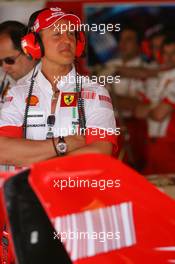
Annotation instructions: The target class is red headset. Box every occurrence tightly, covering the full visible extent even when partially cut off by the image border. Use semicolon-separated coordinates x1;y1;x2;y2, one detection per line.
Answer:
75;31;86;58
21;11;86;59
141;39;164;64
21;32;42;60
21;31;85;60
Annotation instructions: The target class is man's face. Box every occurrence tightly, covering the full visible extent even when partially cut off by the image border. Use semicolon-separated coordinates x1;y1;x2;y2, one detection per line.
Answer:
41;19;76;66
0;34;34;81
163;43;175;66
118;30;139;61
150;35;165;61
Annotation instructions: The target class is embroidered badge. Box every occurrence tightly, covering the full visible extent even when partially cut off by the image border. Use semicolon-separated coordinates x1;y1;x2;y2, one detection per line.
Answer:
61;93;77;107
25;95;39;106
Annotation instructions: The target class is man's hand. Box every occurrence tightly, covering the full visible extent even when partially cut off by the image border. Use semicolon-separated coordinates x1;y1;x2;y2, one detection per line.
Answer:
149;102;173;122
0;132;113;167
65;134;86;152
114;66;159;79
114;95;140;112
68;141;113;156
0;137;55;167
134;103;151;119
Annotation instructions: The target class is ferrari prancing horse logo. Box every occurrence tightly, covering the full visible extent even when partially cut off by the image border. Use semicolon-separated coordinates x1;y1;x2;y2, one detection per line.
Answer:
64;95;75;105
61;93;77;107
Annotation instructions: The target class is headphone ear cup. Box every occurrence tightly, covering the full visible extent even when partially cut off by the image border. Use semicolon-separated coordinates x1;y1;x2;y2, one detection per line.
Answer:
75;31;86;58
35;33;44;58
141;40;152;60
156;50;164;64
21;32;43;59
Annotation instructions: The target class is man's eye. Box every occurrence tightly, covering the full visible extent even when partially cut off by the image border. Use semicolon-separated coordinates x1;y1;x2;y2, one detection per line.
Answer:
53;32;61;36
68;30;75;36
68;30;75;35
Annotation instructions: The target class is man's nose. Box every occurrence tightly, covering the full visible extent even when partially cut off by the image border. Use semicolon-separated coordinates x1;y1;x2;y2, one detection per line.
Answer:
2;62;12;72
61;32;71;43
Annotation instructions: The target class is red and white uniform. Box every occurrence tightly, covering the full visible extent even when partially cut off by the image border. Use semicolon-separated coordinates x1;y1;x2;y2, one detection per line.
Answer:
0;63;41;109
101;57;147;167
102;56;145;97
0;72;14;111
0;63;41;171
0;66;117;154
142;68;175;138
140;68;175;174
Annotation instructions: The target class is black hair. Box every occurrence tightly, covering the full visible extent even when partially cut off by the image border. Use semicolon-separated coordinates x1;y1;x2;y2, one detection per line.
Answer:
162;34;175;47
0;20;27;51
119;25;142;45
149;31;165;44
27;8;48;31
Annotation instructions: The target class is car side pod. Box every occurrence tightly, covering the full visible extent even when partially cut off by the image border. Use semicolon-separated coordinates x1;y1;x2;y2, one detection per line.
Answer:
2;169;72;264
2;153;175;264
28;153;175;264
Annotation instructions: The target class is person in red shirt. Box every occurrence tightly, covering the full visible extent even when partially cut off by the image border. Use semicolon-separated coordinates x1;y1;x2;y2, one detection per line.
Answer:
135;35;175;174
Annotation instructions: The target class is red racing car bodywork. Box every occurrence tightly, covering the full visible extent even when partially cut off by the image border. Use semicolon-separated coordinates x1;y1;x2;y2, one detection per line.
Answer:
0;154;175;263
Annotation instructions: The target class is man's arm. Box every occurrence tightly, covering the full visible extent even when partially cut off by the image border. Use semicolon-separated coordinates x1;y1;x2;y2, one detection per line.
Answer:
112;65;175;79
149;102;174;121
134;102;173;121
68;141;113;156
114;95;140;112
0;137;55;167
0;133;114;167
134;103;151;119
115;66;159;79
0;135;86;167
0;80;117;167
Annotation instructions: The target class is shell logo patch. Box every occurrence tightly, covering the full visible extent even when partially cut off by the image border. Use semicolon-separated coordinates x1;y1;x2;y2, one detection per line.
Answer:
25;95;39;106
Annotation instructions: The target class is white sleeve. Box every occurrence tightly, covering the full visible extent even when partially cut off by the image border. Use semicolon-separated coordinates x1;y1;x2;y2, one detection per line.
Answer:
85;84;116;131
0;87;24;130
162;80;175;108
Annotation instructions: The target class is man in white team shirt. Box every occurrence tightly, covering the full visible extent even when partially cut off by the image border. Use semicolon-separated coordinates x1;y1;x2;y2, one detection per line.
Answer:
99;26;147;170
0;7;117;168
99;26;145;114
0;21;40;105
0;21;40;171
135;35;175;174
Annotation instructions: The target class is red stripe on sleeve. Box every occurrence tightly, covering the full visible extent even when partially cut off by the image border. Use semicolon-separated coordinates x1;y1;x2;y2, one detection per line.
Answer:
163;98;175;109
0;126;23;138
137;91;150;104
85;128;118;155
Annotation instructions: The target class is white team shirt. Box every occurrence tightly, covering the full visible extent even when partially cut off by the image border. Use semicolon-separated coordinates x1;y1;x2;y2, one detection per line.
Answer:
0;63;41;109
142;67;175;138
100;56;145;97
0;63;41;171
0;66;117;145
